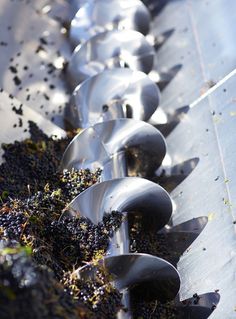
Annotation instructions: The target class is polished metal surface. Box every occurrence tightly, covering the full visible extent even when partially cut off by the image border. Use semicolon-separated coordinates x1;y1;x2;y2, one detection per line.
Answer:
78;253;180;302
70;0;150;46
0;90;66;162
0;0;70;129
177;292;220;319
67;29;155;87
61;119;166;177
66;68;160;128
166;70;236;318
66;177;172;230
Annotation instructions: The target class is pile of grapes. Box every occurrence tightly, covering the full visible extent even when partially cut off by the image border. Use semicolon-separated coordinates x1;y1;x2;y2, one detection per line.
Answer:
0;122;123;318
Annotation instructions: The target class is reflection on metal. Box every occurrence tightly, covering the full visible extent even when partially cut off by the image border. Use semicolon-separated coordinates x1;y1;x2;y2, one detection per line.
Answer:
167;70;236;318
78;254;180;302
66;177;172;229
60;118;166;178
70;0;150;46
67;29;155;87
66;68;160;128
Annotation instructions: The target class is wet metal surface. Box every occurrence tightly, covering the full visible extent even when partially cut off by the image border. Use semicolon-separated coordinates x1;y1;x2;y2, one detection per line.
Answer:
0;0;232;317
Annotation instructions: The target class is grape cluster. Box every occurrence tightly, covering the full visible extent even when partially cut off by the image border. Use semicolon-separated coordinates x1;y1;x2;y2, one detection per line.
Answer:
129;215;172;262
0;241;94;319
7;167;102;218
0;198;123;277
63;268;123;319
43;211;123;273
0;209;27;240
61;168;102;199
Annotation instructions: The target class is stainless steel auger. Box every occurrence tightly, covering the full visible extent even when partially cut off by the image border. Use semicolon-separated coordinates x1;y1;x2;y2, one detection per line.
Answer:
67;29;155;87
70;0;151;45
62;131;180;318
65;68;160;128
61;118;166;178
59;0;220;318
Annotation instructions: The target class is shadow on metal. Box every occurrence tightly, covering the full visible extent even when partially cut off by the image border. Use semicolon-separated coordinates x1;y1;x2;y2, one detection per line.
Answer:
176;292;220;319
159;217;208;265
153;105;190;137
153;157;199;193
157;64;183;91
129;215;207;266
154;28;175;51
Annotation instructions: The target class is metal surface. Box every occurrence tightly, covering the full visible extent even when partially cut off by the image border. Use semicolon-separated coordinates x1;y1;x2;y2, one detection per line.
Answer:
67;29;155;87
78;253;180;302
61;119;166;178
66;68;160;128
70;0;150;46
149;0;236;120
165;216;208;233
177;292;220;319
166;70;236;318
159;217;208;266
0;0;70;128
0;90;66;162
66;177;172;230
